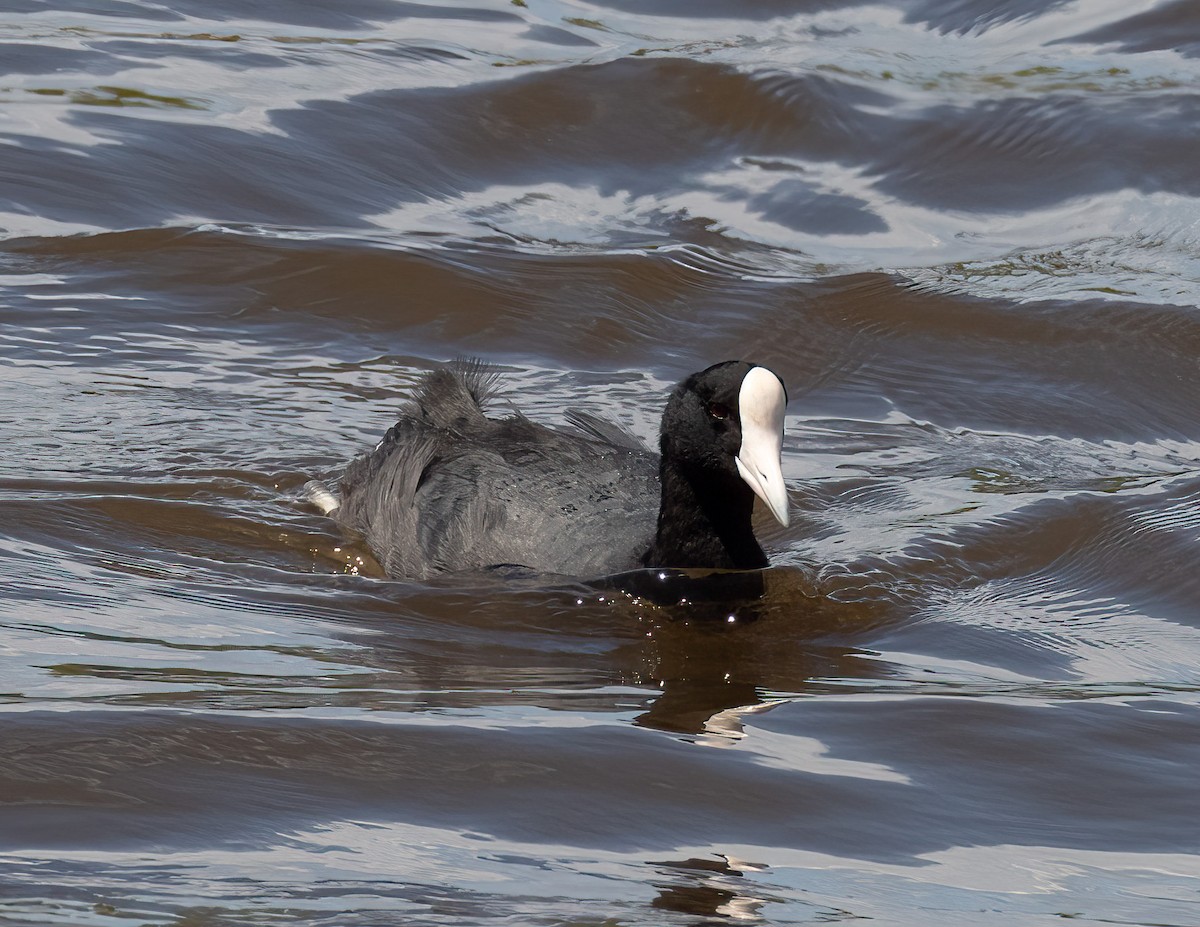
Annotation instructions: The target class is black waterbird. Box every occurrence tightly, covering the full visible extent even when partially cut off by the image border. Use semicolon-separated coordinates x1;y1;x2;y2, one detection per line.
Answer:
308;360;789;580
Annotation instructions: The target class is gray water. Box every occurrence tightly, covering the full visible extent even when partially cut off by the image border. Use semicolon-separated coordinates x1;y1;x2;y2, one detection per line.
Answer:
2;1;1200;925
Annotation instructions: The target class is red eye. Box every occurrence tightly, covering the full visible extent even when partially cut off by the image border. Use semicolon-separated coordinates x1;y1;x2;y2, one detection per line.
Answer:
708;402;730;420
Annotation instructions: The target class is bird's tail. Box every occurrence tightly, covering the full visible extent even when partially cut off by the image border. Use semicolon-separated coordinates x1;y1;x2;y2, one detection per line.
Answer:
303;480;340;515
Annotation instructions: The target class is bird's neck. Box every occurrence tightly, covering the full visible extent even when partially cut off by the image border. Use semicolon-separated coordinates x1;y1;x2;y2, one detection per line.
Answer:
644;458;767;570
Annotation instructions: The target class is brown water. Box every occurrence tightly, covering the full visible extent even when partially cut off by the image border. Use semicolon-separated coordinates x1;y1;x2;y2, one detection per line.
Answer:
3;1;1200;924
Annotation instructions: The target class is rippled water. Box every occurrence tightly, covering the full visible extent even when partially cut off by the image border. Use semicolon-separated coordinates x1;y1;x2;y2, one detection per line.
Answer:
3;1;1200;924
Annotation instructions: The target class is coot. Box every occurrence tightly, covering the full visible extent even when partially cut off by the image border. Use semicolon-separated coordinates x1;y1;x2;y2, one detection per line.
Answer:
309;360;789;579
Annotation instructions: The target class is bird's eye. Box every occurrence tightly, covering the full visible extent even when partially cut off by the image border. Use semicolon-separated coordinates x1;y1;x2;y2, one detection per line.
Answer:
708;402;731;420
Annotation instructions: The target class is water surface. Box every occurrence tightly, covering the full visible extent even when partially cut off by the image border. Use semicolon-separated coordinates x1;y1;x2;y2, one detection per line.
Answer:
3;1;1200;924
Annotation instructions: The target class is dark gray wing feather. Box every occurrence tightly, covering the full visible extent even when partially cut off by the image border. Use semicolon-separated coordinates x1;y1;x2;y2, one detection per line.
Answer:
331;364;661;579
564;409;648;451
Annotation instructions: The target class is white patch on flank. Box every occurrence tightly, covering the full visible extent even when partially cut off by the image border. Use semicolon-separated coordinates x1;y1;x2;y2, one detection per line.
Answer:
304;481;340;515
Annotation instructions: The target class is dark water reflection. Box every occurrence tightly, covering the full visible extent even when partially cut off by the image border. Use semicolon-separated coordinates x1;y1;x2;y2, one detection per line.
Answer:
4;0;1200;924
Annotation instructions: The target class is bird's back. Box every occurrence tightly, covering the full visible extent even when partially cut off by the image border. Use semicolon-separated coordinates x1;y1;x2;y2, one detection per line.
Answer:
332;364;660;579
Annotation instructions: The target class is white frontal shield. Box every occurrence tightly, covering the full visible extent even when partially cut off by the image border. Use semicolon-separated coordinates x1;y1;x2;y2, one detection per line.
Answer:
734;366;790;527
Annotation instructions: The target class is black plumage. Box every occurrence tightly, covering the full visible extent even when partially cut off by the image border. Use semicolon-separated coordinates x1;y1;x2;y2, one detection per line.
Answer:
311;359;789;579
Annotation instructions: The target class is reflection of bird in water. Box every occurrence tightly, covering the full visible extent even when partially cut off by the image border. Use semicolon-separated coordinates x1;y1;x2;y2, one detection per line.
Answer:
308;359;789;578
624;568;897;739
650;854;771;922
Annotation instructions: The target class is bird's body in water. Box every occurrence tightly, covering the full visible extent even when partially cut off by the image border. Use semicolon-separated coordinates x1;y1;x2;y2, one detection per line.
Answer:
309;360;789;580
